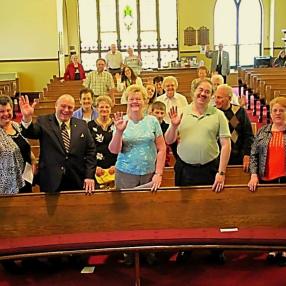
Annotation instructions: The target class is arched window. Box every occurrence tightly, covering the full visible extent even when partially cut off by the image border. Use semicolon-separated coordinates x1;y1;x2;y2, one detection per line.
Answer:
78;0;178;71
214;0;262;67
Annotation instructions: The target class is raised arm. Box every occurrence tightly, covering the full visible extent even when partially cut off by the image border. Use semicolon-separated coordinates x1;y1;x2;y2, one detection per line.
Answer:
108;112;128;154
165;106;182;144
19;95;38;123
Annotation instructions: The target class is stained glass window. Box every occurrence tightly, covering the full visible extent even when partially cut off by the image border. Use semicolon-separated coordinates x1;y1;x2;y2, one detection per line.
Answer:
79;0;178;70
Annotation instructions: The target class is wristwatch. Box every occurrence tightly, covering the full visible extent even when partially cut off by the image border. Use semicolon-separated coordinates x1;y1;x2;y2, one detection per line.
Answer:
218;171;225;176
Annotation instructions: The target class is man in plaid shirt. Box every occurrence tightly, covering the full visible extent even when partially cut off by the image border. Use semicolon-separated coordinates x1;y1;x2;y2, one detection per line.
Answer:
84;58;115;106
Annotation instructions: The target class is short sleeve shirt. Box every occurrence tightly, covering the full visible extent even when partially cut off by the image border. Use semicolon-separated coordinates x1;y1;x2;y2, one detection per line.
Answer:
115;115;163;175
177;103;231;164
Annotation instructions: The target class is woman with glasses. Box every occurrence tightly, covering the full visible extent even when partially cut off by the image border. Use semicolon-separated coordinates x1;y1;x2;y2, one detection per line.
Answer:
165;79;231;191
248;96;286;266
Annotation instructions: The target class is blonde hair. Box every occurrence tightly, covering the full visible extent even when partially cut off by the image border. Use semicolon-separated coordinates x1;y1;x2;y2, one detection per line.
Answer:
270;96;286;111
125;84;148;101
95;95;112;107
162;76;178;89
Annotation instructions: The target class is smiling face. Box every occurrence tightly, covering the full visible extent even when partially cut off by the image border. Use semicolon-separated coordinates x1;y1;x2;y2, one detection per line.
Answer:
96;59;106;72
271;103;286;125
193;81;213;107
96;100;111;119
124;67;132;78
152;108;165;123
111;44;116;53
214;86;231;110
55;95;75;122
127;47;133;56
127;91;144;113
146;84;156;100
197;69;207;79
80;92;93;111
164;80;177;98
0;103;13;128
71;55;79;64
155;81;163;93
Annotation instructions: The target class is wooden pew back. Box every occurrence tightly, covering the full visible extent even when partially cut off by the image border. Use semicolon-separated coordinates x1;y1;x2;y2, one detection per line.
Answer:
0;185;285;236
161;166;250;187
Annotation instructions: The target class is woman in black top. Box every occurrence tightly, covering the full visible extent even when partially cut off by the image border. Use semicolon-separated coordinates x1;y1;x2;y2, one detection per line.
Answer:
88;95;117;179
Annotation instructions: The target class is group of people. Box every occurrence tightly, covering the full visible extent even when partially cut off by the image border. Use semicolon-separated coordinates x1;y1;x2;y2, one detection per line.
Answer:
1;76;285;194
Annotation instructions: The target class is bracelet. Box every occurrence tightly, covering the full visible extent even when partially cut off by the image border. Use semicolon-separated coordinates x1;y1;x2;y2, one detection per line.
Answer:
155;173;162;176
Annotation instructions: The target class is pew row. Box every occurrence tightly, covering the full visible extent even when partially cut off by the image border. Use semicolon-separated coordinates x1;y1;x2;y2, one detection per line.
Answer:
161;165;250;186
1;185;286;285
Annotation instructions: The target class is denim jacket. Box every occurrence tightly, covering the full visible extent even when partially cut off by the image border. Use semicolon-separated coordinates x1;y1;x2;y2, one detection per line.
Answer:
249;124;286;178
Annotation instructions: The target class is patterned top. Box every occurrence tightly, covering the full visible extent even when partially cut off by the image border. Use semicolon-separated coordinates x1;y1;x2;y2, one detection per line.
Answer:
250;124;286;178
84;71;115;98
0;122;25;194
115;115;163;175
222;104;254;164
88;119;117;169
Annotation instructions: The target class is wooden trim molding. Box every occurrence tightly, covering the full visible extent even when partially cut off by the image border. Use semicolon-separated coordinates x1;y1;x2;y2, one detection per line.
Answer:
0;58;59;63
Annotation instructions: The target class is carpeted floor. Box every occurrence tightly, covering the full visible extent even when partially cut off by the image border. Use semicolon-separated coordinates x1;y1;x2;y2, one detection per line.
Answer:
0;251;285;286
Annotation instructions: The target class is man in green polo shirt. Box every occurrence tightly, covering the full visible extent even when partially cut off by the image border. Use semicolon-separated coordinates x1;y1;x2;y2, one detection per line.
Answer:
165;79;231;192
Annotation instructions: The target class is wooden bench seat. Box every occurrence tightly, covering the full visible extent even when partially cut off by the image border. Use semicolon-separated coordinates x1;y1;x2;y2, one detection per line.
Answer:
1;185;286;255
1;184;286;285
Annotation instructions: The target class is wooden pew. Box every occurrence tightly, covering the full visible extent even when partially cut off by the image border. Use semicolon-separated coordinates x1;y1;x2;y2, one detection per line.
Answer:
161;165;250;187
240;67;286;109
1;185;286;285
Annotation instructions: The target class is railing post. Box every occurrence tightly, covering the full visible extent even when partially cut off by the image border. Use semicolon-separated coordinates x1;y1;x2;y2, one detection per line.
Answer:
134;252;141;286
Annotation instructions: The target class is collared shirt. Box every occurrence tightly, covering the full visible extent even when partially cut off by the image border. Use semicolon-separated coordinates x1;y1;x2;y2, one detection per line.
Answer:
55;116;71;137
106;51;123;69
217;51;222;65
83;71;115;100
73;107;98;123
124;55;142;75
177;103;231;164
156;92;188;124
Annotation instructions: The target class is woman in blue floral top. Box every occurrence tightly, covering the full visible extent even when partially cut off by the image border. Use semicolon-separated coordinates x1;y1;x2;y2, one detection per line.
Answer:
109;84;166;192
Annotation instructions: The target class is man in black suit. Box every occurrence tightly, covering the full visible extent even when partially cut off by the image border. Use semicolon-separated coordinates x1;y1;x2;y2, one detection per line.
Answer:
19;94;96;193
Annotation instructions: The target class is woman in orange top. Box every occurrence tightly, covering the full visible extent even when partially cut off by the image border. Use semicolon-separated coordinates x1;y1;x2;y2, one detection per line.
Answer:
248;96;286;265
